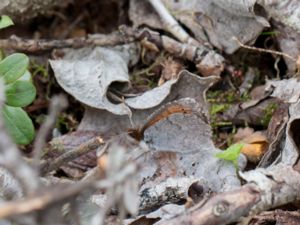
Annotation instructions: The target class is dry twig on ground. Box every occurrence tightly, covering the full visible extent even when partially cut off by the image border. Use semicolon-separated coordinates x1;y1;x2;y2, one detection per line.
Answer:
32;95;68;173
0;32;133;52
40;136;105;175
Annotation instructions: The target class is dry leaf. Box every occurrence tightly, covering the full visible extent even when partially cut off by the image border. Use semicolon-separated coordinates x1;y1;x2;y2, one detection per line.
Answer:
238;132;269;163
129;0;266;54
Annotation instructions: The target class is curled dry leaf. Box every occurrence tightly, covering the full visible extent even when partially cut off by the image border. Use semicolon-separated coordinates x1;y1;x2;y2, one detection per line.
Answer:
260;0;300;33
134;98;244;206
91;98;245;216
78;70;219;134
280;101;300;166
49;45;138;115
259;101;289;167
50;43;219;118
266;78;300;103
129;0;266;54
273;20;300;73
262;78;300;166
239;132;269;163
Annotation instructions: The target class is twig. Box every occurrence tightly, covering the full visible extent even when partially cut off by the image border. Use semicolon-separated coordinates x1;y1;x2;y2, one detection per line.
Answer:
122;26;224;76
233;36;296;61
0;181;93;218
0;160;137;219
158;164;300;225
0;31;133;52
148;0;199;45
40;136;105;175
0;82;39;195
157;184;260;225
32;95;68;174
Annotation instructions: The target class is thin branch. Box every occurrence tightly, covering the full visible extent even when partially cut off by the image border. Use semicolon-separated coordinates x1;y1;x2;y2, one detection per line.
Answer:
0;31;133;52
32;95;68;174
40;136;105;175
233;36;296;61
148;0;199;45
121;26;224;76
0;161;137;219
0;181;93;218
158;164;300;225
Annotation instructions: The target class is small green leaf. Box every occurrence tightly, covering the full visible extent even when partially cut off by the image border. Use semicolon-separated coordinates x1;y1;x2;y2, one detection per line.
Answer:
0;15;14;29
0;53;29;84
215;143;244;166
210;104;229;115
2;105;35;145
5;80;36;107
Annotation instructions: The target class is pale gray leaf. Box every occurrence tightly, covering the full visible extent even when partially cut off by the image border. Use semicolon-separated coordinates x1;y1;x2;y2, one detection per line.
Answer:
49;46;133;115
129;0;266;53
266;78;300;103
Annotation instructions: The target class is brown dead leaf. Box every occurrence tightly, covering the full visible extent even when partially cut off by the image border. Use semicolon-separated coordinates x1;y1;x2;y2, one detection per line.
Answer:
233;127;255;143
238;132;269;163
158;57;184;86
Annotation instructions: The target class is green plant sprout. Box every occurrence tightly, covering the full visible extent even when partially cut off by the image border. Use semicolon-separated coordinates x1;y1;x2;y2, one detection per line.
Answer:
0;16;36;144
0;15;14;29
215;143;244;168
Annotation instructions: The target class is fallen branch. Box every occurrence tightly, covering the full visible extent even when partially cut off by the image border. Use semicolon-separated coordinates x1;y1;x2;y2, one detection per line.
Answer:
157;164;300;225
233;36;296;61
157;184;260;225
40;136;105;175
122;27;224;76
32;95;68;173
0;157;137;219
148;0;199;45
0;32;133;52
0;181;93;218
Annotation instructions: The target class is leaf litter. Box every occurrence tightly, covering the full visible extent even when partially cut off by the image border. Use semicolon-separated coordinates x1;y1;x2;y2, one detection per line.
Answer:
0;0;300;225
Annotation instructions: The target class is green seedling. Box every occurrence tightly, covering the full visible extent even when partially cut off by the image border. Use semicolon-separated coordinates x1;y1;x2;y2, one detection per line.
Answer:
215;143;244;168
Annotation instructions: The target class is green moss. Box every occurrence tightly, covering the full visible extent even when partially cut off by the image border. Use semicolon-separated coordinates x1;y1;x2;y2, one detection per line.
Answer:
210;103;230;115
30;60;48;78
261;102;277;127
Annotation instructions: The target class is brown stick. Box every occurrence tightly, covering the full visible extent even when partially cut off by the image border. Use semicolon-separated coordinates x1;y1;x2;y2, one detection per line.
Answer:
0;160;137;219
0;181;93;218
0;31;133;52
32;95;68;173
157;184;261;225
121;26;224;76
40;136;104;175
